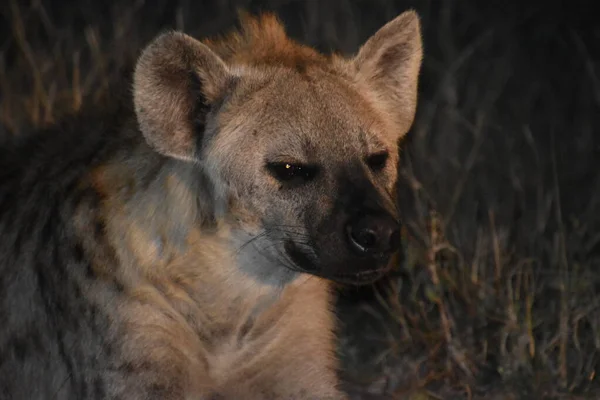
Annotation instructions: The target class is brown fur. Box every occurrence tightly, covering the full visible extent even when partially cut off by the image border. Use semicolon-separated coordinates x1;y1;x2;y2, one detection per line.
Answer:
49;10;422;399
88;161;341;398
204;12;330;70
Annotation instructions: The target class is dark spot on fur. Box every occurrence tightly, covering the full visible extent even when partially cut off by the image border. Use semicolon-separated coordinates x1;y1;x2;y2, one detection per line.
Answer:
94;220;105;238
73;243;85;263
30;329;44;354
41;208;61;245
295;62;307;75
148;382;170;397
88;303;99;321
11;337;28;361
112;278;125;293
69;186;93;208
239;318;254;340
93;377;106;399
102;342;114;358
117;362;136;374
83;260;96;279
72;282;82;299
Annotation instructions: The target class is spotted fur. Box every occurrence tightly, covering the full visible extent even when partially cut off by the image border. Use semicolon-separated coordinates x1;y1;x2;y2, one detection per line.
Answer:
0;10;422;399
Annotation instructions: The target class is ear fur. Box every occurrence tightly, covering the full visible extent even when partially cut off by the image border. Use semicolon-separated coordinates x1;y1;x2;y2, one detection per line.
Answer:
351;10;423;134
133;31;233;161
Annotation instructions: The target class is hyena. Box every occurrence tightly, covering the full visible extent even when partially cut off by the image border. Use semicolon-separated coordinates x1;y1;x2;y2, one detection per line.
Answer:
0;9;422;400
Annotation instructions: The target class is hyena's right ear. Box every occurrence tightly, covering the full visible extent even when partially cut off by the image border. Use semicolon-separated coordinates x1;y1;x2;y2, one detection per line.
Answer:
133;32;233;162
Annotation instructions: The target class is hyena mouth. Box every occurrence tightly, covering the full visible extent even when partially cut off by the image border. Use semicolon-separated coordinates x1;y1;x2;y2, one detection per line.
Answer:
333;268;389;285
284;240;319;273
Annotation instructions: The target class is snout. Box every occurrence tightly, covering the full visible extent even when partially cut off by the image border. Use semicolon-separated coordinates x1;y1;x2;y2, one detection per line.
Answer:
282;211;402;286
346;213;401;256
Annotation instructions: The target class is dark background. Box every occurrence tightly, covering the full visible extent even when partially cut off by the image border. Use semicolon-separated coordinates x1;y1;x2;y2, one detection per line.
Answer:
1;0;599;398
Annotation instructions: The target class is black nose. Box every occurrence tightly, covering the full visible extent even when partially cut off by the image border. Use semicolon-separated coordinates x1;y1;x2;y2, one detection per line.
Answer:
346;214;401;255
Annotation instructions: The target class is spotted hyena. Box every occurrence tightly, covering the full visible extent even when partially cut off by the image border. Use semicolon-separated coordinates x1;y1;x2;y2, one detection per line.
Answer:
0;9;422;400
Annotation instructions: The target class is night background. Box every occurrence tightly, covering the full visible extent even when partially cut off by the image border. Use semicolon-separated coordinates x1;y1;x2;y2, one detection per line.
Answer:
1;0;599;398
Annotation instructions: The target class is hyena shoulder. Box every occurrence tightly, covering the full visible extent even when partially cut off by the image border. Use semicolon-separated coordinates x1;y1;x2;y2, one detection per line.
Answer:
0;88;148;399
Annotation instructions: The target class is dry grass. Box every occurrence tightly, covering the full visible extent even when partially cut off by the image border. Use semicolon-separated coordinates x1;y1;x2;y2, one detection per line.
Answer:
2;0;599;399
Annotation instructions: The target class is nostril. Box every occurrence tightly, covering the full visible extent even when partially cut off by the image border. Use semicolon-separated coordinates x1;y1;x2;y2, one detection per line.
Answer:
346;216;401;255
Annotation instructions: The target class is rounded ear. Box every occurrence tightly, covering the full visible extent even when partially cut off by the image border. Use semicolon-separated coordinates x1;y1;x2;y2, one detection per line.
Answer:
133;31;233;162
350;10;423;136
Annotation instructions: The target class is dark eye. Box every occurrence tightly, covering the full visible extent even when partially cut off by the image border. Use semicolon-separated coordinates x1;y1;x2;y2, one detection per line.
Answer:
366;151;389;172
266;162;319;185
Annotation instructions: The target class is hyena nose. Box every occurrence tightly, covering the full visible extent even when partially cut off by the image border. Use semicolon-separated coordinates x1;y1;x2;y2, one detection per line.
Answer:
346;214;401;255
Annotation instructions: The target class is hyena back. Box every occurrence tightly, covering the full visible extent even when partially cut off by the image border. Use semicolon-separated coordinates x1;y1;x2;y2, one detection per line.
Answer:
0;10;422;400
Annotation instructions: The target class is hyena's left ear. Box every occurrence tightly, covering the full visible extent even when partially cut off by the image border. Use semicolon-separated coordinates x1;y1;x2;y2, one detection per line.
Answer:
350;10;423;135
133;31;234;162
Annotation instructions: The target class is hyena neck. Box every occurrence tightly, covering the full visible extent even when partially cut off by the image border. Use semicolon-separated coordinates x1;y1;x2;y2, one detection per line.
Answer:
96;142;304;298
95;148;213;263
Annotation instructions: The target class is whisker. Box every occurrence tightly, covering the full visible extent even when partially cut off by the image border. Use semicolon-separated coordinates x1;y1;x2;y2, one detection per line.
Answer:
244;239;304;275
233;224;319;277
235;231;269;255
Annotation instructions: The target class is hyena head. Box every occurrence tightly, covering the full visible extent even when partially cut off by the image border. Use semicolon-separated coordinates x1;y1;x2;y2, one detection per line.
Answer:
133;11;422;285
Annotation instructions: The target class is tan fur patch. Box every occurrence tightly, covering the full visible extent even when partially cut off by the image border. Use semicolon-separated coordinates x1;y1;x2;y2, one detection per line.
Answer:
204;13;329;70
114;226;341;398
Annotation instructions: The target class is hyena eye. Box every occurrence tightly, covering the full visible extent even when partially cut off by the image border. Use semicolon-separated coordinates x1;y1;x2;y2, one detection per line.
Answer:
366;151;389;172
266;162;319;184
